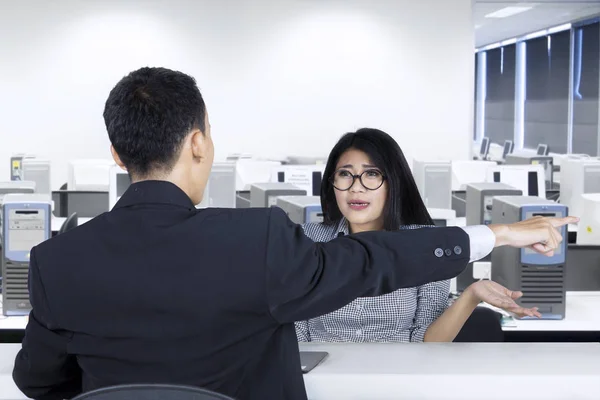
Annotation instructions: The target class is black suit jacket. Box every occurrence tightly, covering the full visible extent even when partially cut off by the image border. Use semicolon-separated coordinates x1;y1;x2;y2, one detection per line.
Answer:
13;180;470;400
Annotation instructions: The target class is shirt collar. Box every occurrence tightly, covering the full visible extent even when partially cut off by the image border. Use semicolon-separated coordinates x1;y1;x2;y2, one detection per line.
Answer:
113;180;196;211
335;218;350;236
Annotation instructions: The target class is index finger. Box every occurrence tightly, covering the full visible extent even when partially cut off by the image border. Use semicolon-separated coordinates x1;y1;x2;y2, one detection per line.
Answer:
549;216;579;228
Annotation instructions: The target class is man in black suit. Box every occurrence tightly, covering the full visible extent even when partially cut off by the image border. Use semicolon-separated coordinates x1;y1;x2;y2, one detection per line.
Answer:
13;67;575;400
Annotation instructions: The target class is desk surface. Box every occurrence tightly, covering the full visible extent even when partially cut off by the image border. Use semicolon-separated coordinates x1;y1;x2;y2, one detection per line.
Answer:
502;291;600;332
1;343;599;400
299;342;600;399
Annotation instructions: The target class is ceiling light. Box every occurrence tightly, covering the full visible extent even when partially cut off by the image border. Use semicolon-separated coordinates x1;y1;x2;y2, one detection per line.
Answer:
485;6;533;19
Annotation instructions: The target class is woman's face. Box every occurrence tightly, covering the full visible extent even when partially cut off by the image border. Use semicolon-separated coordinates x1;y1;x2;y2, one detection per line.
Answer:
332;148;388;232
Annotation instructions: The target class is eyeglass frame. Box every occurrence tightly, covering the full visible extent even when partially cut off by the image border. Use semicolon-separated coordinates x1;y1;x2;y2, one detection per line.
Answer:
330;169;387;191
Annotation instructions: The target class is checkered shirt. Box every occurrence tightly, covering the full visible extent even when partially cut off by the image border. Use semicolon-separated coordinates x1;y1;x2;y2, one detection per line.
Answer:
295;218;450;343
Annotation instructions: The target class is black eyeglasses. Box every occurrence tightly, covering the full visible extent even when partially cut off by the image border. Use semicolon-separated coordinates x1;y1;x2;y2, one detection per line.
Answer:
331;169;386;191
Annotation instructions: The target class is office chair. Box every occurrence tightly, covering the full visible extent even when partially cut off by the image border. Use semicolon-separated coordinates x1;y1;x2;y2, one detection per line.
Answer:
58;212;78;234
453;306;504;342
71;384;236;400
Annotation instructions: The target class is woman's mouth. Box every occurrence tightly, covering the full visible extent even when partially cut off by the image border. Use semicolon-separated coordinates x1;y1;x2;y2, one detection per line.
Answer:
348;201;370;211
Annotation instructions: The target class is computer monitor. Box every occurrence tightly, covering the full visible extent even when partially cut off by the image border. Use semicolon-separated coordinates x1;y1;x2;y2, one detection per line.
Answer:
502;140;514;159
504;154;554;187
196;162;237;209
68;159;113;191
53;190;109;218
479;137;490;160
0;181;36;197
413;160;452;209
271;165;325;196
22;158;51;196
559;157;600;218
108;166;131;210
576;193;600;245
537;144;549;156
235;159;282;191
486;164;546;197
451;160;497;191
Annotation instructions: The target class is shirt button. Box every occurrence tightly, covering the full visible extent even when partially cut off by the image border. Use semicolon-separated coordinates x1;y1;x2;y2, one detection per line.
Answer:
445;249;452;256
356;329;362;336
434;248;444;258
454;246;462;255
355;304;362;311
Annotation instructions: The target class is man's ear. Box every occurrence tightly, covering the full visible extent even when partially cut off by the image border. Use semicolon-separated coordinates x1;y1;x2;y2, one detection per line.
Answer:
110;145;127;170
190;129;206;161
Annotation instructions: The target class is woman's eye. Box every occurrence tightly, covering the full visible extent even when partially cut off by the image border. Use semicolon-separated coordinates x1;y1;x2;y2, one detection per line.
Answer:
337;170;352;177
366;170;381;177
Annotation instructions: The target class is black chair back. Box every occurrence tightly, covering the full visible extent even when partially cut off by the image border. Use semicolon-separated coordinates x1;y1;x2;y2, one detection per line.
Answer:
59;212;78;234
454;306;504;342
72;384;236;400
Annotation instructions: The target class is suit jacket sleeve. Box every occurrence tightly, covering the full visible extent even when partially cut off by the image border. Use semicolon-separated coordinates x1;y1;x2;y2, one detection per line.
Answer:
265;207;470;324
13;247;82;400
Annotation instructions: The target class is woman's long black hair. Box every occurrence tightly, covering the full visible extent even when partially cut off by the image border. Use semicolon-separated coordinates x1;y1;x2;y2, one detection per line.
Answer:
321;128;434;230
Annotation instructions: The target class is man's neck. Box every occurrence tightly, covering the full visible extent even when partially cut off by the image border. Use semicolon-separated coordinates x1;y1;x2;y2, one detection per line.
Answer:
131;170;195;203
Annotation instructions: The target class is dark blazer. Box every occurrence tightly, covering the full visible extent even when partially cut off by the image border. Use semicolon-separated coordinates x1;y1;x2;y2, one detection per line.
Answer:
13;180;470;400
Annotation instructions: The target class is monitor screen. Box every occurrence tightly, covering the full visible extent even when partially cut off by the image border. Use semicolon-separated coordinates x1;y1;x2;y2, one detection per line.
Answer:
537;144;548;156
116;173;131;197
479;138;490;158
503;140;514;158
67;192;109;218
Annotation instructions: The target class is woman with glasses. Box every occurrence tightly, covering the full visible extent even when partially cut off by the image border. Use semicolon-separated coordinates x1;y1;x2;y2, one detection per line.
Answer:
295;128;537;343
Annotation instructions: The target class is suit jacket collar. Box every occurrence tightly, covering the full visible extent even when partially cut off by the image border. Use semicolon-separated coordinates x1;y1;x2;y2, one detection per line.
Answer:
114;180;196;211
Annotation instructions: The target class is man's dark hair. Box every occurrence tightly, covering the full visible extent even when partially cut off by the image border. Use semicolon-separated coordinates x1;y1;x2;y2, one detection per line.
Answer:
103;67;206;177
321;128;434;230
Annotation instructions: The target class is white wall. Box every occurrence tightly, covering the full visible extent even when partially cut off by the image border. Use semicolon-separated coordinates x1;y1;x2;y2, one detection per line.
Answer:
0;0;475;189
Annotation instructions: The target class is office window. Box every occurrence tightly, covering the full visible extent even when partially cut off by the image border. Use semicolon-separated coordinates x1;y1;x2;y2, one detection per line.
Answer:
474;53;478;140
572;22;600;156
524;31;570;153
484;45;516;145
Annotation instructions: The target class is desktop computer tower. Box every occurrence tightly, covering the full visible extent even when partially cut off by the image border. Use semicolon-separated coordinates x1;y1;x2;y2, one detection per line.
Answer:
491;196;567;319
276;196;323;225
466;182;522;226
456;183;523;292
250;183;306;208
2;194;52;316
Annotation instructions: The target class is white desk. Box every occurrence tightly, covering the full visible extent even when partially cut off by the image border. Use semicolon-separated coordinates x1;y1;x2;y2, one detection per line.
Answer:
1;343;599;400
300;342;600;400
0;314;26;331
502;291;600;332
0;345;24;400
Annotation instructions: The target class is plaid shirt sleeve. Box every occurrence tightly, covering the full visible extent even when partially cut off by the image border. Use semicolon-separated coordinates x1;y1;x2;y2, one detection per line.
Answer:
294;320;311;342
409;280;451;342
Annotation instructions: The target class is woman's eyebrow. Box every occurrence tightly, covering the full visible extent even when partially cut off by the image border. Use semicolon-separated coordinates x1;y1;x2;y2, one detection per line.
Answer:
337;164;377;169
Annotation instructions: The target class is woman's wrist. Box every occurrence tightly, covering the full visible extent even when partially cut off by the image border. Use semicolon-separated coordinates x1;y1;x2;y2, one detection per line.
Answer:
462;283;483;308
